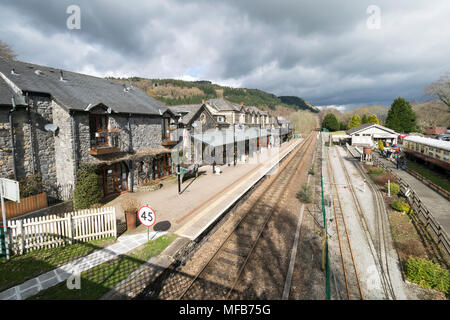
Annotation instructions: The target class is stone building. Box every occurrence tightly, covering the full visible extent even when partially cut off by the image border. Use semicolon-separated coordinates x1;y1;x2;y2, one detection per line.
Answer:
0;58;177;200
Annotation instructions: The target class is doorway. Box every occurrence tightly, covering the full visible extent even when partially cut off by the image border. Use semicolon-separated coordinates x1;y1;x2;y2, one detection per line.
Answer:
102;162;129;197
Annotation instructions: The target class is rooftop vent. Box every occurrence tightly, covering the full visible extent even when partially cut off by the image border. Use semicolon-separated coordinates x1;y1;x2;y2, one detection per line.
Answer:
123;83;132;92
34;70;43;75
59;70;66;81
11;68;19;75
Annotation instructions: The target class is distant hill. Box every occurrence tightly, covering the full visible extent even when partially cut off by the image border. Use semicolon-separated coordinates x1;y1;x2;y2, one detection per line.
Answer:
278;96;320;113
108;76;318;114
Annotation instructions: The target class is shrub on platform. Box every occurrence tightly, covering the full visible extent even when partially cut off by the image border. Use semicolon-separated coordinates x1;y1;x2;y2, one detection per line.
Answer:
73;164;102;210
391;199;412;214
385;182;400;195
406;257;450;294
297;183;312;203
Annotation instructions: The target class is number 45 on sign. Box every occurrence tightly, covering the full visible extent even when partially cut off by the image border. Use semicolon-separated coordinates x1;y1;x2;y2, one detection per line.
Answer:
138;206;156;240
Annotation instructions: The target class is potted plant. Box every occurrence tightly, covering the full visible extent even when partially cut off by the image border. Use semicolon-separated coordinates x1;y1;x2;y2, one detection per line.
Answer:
120;196;141;230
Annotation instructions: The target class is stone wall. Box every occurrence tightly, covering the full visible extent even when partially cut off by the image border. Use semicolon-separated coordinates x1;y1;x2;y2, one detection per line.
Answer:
53;103;75;188
0;96;58;194
0;110;15;179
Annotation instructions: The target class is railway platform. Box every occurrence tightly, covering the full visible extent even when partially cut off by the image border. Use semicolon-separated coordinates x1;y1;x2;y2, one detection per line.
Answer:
374;155;450;236
106;138;304;240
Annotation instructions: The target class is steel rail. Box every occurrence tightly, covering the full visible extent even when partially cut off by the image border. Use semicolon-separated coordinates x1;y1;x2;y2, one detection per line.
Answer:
177;133;315;300
326;146;364;300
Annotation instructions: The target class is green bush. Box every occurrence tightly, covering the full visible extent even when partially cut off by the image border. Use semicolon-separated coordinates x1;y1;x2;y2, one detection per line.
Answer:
73;164;102;210
385;182;400;195
297;183;312;203
19;173;43;198
391;199;413;214
406;257;450;294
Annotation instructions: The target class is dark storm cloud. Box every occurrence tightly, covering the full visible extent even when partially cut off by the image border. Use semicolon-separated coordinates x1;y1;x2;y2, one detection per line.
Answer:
0;0;449;109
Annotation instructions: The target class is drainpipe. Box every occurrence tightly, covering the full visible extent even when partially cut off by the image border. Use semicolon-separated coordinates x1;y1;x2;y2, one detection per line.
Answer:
128;113;133;152
9;97;17;180
70;111;78;182
26;93;36;174
127;114;134;192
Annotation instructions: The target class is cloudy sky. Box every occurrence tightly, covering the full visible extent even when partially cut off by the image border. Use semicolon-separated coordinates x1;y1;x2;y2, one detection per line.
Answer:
1;0;449;111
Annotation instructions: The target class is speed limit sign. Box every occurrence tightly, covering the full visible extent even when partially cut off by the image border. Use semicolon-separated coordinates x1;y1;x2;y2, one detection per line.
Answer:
138;206;156;227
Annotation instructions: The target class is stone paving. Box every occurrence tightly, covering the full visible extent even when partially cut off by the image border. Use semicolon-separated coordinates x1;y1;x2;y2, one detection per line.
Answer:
0;231;166;300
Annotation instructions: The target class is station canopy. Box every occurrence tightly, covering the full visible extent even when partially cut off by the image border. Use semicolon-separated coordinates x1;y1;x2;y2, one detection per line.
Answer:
191;127;275;147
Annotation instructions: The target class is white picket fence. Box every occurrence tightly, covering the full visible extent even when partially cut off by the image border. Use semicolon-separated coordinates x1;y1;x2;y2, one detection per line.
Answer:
7;207;117;255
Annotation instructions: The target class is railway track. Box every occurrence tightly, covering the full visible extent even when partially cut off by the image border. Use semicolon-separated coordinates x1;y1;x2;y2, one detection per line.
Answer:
334;146;397;299
141;133;316;300
351;154;397;300
325;146;364;300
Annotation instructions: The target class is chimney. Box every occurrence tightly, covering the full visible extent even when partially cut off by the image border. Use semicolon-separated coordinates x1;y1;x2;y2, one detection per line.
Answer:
59;70;64;81
201;99;205;104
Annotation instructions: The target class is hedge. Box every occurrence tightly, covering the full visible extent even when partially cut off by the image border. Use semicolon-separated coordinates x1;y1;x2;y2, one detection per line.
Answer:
73;164;102;210
406;257;450;294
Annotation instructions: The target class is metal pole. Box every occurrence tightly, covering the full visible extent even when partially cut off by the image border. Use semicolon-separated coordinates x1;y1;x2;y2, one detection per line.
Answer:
177;123;181;195
1;183;10;261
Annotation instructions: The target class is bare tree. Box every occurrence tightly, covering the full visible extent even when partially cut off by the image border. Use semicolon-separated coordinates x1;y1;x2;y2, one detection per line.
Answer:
424;72;450;108
0;40;17;60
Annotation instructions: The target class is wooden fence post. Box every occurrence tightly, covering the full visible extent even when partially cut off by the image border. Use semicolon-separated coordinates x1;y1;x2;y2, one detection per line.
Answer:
112;207;117;239
18;219;24;255
67;213;73;245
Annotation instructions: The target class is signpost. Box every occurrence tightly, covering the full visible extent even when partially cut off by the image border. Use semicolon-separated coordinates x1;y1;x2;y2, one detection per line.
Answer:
138;206;156;241
0;178;20;261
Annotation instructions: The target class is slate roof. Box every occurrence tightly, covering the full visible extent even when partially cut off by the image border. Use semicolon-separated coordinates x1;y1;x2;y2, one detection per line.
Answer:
346;123;396;135
0;58;169;116
206;98;241;112
168;104;203;125
0;77;26;106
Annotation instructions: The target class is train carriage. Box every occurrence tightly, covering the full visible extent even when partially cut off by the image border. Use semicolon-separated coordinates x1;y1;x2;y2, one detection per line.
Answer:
403;136;450;172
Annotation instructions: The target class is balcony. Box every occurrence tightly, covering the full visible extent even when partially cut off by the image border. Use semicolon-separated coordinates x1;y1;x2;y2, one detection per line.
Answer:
161;129;180;147
90;129;121;155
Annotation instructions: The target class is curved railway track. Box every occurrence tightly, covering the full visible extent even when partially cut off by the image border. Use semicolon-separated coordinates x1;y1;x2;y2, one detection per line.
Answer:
333;146;396;299
139;132;316;300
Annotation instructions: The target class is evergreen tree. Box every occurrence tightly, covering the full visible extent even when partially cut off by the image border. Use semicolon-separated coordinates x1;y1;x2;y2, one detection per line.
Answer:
348;114;361;129
385;97;417;133
378;139;384;151
322;113;340;132
368;114;380;124
361;114;368;124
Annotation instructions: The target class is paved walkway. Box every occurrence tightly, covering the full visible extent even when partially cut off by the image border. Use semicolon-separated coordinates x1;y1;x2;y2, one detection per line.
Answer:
0;231;166;300
375;155;450;236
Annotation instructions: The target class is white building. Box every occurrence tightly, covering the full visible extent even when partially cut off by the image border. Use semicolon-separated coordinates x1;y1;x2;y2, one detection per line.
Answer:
344;123;398;147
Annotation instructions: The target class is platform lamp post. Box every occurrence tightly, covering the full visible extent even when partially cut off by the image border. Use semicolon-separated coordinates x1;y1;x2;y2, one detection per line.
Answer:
176;119;181;195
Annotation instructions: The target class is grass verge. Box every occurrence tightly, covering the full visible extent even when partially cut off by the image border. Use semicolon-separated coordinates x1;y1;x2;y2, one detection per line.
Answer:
406;161;450;192
0;237;115;291
28;233;177;300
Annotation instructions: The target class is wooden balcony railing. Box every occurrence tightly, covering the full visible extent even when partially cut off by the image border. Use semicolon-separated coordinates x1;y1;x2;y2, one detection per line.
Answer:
90;129;121;155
